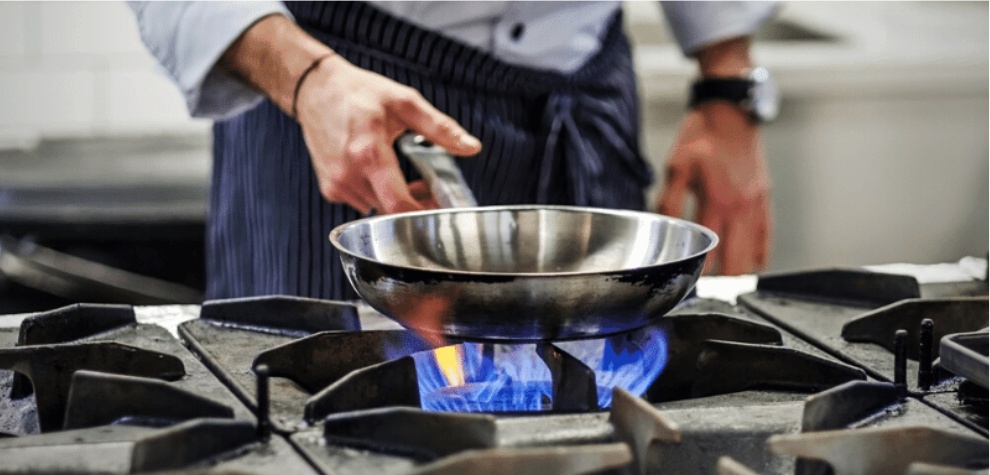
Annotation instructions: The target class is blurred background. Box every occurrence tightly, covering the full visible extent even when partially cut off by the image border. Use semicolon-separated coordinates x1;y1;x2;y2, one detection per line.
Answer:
0;1;986;311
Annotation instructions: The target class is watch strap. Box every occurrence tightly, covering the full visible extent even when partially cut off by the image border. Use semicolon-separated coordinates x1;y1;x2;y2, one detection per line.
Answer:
689;78;753;108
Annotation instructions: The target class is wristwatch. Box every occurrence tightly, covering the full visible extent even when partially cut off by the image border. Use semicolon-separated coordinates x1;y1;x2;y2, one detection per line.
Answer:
689;66;779;124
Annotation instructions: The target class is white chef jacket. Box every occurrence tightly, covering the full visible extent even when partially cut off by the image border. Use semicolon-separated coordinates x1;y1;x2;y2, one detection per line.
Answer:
128;1;779;119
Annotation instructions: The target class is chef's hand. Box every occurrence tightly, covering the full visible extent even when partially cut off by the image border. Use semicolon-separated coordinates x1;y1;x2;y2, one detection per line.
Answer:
221;15;481;215
656;103;771;275
295;55;480;214
655;37;772;275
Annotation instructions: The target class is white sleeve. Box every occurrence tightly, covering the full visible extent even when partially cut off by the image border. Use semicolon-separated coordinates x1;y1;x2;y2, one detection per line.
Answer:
660;1;780;56
127;1;293;119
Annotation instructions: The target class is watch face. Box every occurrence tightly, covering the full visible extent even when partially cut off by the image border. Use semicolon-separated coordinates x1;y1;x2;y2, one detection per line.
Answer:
750;67;779;123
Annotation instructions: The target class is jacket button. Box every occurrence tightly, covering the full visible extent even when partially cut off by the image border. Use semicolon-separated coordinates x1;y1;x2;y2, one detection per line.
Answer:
510;23;525;41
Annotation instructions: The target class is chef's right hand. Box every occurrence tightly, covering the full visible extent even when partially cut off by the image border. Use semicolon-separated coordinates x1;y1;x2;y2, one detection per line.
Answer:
221;14;481;215
295;54;481;215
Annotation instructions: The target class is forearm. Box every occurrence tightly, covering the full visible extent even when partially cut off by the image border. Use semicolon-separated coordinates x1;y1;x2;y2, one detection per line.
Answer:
220;14;334;115
696;37;752;77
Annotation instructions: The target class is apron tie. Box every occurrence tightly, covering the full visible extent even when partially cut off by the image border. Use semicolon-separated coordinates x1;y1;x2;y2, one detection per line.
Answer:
538;91;650;207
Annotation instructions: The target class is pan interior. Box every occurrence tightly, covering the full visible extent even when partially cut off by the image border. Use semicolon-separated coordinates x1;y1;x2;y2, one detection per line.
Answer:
335;207;715;275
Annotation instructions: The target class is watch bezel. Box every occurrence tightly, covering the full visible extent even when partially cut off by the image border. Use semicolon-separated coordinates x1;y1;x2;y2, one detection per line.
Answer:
747;66;779;124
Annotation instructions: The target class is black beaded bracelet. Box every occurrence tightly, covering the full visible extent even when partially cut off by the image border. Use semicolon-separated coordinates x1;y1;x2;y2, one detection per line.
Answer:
292;53;335;119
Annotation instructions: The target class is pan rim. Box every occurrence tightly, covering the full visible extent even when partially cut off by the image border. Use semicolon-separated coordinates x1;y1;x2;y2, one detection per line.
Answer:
328;205;719;278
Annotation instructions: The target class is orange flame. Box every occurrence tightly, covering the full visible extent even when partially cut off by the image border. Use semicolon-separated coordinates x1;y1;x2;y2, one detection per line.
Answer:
434;345;466;386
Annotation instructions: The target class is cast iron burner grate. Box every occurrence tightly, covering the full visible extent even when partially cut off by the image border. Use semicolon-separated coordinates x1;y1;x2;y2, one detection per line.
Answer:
0;266;988;475
0;303;319;474
738;268;990;437
176;296;866;427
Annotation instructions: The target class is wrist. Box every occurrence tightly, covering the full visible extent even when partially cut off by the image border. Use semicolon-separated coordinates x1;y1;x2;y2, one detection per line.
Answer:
221;14;334;114
689;66;779;124
693;101;756;131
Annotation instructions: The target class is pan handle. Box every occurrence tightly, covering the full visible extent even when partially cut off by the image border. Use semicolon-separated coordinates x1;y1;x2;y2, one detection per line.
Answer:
397;133;478;208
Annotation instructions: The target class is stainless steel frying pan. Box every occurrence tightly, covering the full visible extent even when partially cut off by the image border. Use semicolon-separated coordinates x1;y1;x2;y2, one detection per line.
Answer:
329;135;718;341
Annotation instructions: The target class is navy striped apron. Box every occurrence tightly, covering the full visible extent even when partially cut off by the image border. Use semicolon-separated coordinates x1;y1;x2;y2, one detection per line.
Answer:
208;1;653;300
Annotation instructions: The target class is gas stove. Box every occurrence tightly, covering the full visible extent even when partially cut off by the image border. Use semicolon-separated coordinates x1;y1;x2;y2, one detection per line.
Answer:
0;262;987;474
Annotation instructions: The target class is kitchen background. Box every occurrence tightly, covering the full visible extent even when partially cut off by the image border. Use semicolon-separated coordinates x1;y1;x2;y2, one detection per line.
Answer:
0;2;986;284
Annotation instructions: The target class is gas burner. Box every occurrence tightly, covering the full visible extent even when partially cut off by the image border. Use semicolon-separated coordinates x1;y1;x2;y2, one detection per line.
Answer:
738;267;990;436
1;264;988;474
178;296;864;423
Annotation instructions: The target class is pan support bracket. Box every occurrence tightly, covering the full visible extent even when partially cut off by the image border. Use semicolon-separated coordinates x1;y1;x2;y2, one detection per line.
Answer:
609;387;681;475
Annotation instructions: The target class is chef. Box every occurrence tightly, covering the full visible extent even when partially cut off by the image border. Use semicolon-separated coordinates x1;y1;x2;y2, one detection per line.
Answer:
129;1;779;301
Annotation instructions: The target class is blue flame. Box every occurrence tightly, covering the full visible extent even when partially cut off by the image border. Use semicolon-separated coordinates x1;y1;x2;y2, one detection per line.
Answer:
591;326;668;407
414;343;552;412
410;325;669;412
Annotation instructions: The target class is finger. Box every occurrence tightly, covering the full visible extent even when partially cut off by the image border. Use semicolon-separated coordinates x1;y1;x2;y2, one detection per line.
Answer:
720;204;761;276
336;187;371;215
415;197;439;210
346;129;422;214
656;158;692;217
315;173;375;215
365;140;423;214
389;90;481;156
408;180;432;202
330;170;379;214
408;180;439;209
348;178;379;215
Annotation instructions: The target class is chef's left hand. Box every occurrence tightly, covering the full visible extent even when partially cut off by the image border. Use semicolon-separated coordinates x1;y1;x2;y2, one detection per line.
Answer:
655;101;772;275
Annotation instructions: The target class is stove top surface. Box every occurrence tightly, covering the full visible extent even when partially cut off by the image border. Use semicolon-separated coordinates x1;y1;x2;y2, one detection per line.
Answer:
0;262;987;475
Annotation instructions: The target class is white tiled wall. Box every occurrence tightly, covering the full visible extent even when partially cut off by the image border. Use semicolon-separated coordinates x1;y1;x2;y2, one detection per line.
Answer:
0;1;207;149
0;2;30;58
38;1;148;56
0;1;985;270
